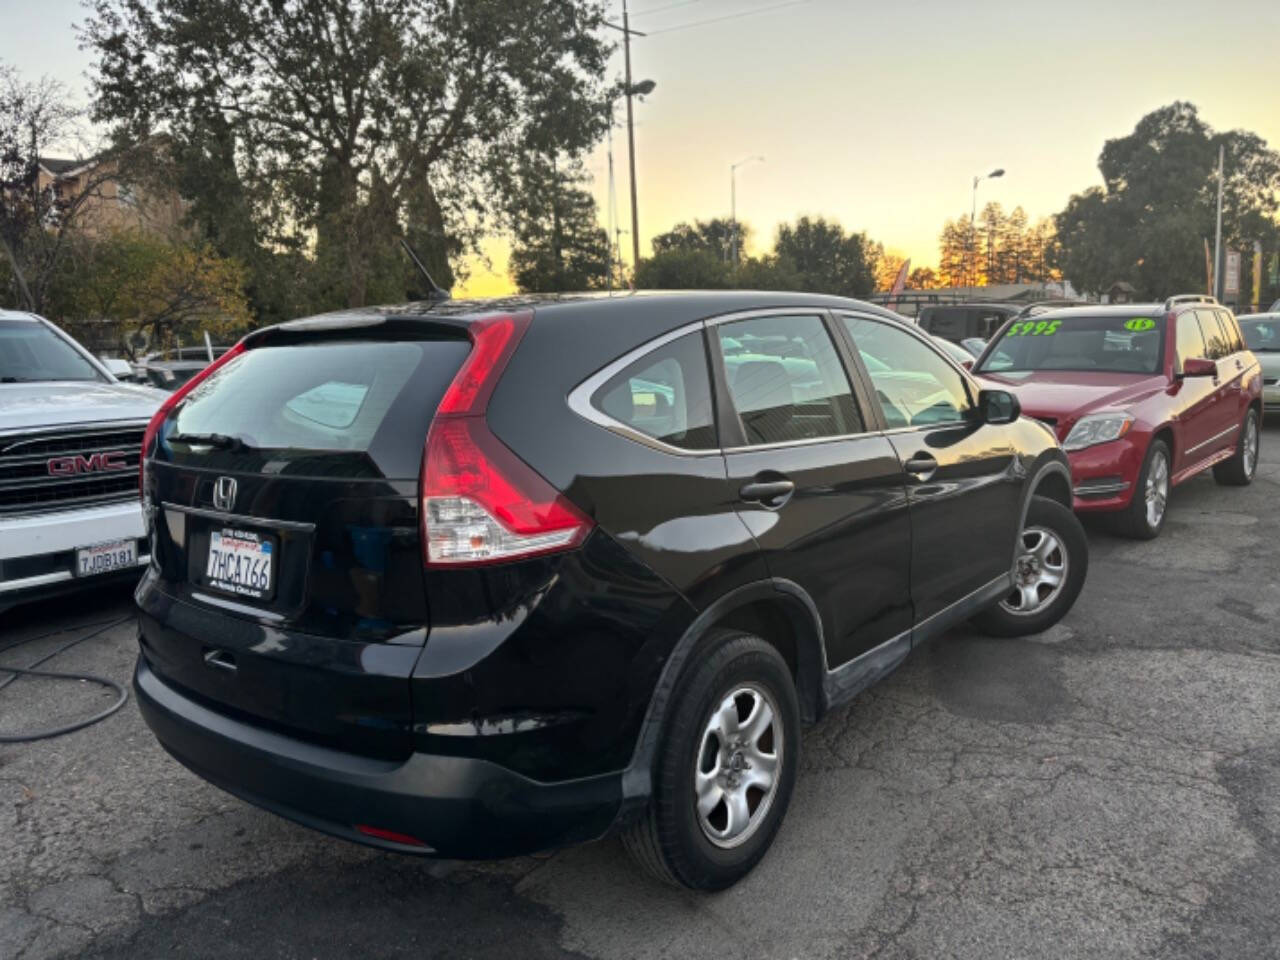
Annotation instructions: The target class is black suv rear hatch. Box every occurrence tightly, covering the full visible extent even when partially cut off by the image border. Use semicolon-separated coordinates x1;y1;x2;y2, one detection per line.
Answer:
138;317;470;758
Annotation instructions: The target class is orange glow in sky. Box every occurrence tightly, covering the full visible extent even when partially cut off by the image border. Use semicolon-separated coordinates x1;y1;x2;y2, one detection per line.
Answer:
2;0;1275;299
457;0;1280;296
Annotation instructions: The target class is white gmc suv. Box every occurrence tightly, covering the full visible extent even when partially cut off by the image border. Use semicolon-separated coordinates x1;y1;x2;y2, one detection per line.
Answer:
1;310;167;611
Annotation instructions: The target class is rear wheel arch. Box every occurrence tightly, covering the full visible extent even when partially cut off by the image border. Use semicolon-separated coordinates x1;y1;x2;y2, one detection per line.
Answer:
621;580;824;810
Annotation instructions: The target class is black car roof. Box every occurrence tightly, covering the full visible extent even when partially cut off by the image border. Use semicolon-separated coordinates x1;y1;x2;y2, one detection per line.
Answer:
275;291;909;343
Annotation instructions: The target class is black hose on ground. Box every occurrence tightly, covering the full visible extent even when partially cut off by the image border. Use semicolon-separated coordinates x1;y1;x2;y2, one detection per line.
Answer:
0;616;132;742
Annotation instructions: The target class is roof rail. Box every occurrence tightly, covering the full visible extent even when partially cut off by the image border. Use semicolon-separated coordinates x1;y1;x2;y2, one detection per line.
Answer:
1164;294;1218;309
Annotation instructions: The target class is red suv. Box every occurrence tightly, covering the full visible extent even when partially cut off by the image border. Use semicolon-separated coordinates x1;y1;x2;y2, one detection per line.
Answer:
974;296;1262;538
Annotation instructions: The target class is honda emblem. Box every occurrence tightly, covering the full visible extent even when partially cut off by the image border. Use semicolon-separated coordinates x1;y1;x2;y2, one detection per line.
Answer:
212;476;237;512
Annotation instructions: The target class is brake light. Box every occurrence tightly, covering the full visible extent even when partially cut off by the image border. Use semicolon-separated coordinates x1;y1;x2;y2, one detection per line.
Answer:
422;312;592;566
139;341;246;492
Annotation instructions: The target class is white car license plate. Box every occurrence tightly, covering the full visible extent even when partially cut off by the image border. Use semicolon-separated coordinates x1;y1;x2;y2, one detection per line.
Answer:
205;528;275;599
76;539;137;577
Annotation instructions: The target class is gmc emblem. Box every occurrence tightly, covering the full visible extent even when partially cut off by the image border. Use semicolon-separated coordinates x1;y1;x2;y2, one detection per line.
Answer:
47;451;130;476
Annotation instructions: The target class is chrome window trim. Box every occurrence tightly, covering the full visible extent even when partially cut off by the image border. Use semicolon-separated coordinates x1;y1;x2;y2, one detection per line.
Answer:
565;320;722;457
721;431;879;455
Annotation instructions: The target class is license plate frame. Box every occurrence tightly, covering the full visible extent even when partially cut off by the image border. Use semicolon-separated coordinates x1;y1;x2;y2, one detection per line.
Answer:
202;527;277;601
75;539;138;578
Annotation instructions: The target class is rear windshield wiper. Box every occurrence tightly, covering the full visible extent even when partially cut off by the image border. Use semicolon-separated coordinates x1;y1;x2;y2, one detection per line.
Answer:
167;431;250;451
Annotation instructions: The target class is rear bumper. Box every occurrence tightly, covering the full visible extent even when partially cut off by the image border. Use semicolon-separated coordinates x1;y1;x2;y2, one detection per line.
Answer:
134;655;624;859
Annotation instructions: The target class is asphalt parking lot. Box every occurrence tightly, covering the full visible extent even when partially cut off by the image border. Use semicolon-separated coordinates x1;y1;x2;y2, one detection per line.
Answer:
3;428;1279;960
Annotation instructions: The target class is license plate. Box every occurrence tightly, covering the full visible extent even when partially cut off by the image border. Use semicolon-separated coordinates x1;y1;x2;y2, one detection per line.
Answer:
76;539;137;577
205;528;275;599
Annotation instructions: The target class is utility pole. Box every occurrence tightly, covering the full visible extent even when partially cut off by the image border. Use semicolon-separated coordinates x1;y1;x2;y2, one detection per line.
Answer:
1213;144;1224;301
622;1;642;275
604;6;652;281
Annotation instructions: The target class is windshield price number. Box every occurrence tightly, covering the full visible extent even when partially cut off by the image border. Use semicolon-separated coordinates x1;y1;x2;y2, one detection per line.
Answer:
1007;319;1062;338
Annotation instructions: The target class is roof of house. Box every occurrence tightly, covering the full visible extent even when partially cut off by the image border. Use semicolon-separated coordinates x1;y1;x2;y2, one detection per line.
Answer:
37;156;97;177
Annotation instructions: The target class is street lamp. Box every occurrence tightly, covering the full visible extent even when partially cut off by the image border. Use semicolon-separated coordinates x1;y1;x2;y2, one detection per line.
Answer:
968;168;1004;294
730;155;764;266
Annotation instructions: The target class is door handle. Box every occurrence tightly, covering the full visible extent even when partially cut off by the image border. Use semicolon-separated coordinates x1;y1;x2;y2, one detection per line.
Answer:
739;479;795;507
903;454;938;482
203;648;237;672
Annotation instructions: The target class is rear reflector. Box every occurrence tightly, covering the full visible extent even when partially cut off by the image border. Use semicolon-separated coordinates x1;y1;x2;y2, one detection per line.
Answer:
422;312;593;567
354;824;428;847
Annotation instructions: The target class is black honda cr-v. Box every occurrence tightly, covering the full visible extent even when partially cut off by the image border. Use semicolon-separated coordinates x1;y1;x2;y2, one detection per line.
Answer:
135;291;1087;890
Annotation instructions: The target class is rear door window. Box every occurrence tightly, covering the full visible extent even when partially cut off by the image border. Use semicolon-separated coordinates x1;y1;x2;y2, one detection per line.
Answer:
1175;313;1208;370
590;331;717;451
1195;310;1229;360
1218;311;1245;354
715;314;862;445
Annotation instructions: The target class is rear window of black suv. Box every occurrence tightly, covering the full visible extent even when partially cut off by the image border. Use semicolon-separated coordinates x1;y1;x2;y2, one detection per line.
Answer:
168;338;470;475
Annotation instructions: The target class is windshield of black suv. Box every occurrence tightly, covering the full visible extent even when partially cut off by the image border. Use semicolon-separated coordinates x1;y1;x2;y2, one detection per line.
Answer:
1239;315;1280;352
0;319;105;383
976;314;1165;375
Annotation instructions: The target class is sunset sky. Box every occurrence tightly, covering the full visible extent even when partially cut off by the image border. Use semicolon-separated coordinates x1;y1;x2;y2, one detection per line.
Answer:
4;0;1277;297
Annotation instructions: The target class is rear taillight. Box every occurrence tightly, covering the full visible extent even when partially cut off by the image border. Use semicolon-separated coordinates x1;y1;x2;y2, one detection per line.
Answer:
422;313;592;567
139;341;247;492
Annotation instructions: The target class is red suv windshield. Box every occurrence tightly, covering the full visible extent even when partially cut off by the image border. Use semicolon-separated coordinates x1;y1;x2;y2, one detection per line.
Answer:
977;314;1165;375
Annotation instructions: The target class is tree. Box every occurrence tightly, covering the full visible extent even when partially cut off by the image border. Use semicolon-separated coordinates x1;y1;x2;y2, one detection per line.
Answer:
509;161;610;292
907;266;937;289
651;218;745;262
83;0;613;309
875;249;909;292
634;249;732;289
1054;102;1280;299
773;216;879;297
937;217;972;288
0;65;126;314
51;231;251;352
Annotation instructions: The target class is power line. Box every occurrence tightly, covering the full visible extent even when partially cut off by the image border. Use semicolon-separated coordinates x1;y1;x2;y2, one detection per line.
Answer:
644;0;813;36
629;0;707;17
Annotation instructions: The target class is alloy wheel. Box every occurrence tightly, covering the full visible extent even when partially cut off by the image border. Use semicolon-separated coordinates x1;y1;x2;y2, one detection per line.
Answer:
694;684;783;849
1146;450;1169;530
1000;525;1069;616
1243;415;1259;478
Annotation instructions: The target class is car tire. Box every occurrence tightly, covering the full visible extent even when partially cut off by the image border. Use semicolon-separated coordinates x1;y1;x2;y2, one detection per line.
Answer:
971;495;1088;638
621;629;800;891
1113;439;1171;540
1213;408;1260;487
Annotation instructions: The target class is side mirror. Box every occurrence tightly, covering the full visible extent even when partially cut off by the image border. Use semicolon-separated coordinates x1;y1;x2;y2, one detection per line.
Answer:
980;389;1020;425
1180;357;1216;378
102;357;134;380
